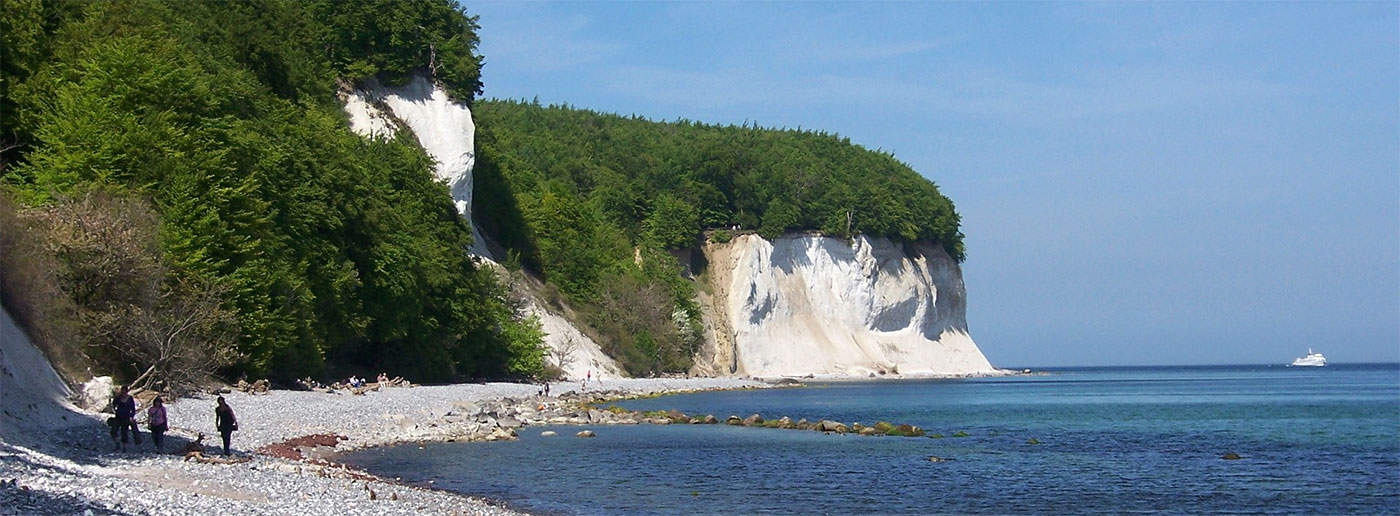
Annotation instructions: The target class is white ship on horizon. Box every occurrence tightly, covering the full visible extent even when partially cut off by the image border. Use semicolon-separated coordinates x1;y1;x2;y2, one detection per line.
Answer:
1289;349;1326;367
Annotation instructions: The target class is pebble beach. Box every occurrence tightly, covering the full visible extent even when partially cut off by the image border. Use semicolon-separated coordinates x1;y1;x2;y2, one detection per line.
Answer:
0;378;763;515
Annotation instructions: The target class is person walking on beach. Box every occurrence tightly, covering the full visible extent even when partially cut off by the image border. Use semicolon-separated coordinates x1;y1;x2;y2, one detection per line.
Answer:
112;385;141;451
147;396;168;452
215;396;238;456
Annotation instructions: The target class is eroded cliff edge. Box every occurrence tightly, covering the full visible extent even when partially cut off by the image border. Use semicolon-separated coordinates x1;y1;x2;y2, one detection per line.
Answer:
693;233;995;378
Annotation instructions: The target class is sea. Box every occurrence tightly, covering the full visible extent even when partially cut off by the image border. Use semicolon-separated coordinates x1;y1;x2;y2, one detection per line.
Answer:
340;364;1400;515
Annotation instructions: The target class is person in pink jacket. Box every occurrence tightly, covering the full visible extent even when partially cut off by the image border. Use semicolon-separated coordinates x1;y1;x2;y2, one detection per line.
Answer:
147;397;168;452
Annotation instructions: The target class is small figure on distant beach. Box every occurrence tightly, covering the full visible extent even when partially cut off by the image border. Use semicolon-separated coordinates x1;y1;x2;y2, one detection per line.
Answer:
215;396;238;455
147;396;168;452
112;385;141;451
377;372;389;385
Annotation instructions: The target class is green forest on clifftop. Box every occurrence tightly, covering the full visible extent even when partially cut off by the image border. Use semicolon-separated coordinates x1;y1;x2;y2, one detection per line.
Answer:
1;0;967;385
0;0;541;387
471;100;965;376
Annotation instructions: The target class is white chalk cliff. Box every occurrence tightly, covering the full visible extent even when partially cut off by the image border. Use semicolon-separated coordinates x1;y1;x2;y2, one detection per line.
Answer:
340;75;489;257
340;75;623;380
1;308;77;446
695;234;996;378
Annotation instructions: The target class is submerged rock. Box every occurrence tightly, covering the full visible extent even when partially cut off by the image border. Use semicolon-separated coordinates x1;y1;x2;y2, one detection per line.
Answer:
1221;452;1241;460
726;415;742;425
540;431;557;437
576;430;596;438
742;414;764;426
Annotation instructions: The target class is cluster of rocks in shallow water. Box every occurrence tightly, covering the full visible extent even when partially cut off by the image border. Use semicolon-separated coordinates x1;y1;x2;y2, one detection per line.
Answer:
719;414;928;437
376;386;938;444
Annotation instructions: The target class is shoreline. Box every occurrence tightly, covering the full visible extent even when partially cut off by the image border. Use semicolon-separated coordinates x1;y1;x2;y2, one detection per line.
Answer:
6;370;1027;514
1;377;767;515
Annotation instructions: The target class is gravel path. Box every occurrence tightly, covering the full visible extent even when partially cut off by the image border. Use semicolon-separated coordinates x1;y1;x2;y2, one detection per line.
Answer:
1;378;763;515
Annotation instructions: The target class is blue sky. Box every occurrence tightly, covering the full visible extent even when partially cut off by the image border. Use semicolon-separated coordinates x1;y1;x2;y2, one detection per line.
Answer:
467;1;1399;367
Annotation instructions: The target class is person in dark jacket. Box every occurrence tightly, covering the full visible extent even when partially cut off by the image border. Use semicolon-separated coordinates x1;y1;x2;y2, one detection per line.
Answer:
112;385;141;451
215;396;237;455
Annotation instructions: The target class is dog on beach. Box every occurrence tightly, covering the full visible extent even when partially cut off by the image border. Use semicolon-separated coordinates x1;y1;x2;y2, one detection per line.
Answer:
181;433;207;460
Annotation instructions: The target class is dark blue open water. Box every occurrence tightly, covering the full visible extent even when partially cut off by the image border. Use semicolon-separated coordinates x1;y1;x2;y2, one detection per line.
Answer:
341;364;1400;514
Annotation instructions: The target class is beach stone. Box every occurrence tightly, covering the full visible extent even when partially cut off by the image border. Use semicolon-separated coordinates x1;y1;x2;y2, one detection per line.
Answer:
497;416;522;429
452;401;482;417
928;456;954;463
795;418;811;430
484;427;517;441
873;421;894;433
540;431;557;437
777;417;795;429
893;424;924;437
852;423;866;432
726;415;742;425
588;409;607;423
818;420;848;433
702;415;719;424
79;376;114;411
576;430;596;438
742;414;763;426
859;427;880;436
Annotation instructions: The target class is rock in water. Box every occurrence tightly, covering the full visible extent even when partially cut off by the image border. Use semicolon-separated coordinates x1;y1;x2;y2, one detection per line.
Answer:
1221;452;1242;460
742;414;764;426
726;415;742;425
818;420;849;434
576;430;596;438
540;431;557;437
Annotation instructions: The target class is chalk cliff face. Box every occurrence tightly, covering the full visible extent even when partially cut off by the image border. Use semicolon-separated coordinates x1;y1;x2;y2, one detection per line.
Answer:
695;234;995;378
340;75;623;380
340;75;489;257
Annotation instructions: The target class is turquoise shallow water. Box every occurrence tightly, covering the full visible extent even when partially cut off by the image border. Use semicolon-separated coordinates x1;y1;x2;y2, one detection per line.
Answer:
341;364;1400;514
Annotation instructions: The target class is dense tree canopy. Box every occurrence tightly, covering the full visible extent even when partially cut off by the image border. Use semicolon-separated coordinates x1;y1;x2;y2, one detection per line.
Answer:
471;100;965;375
0;0;537;383
473;100;965;264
